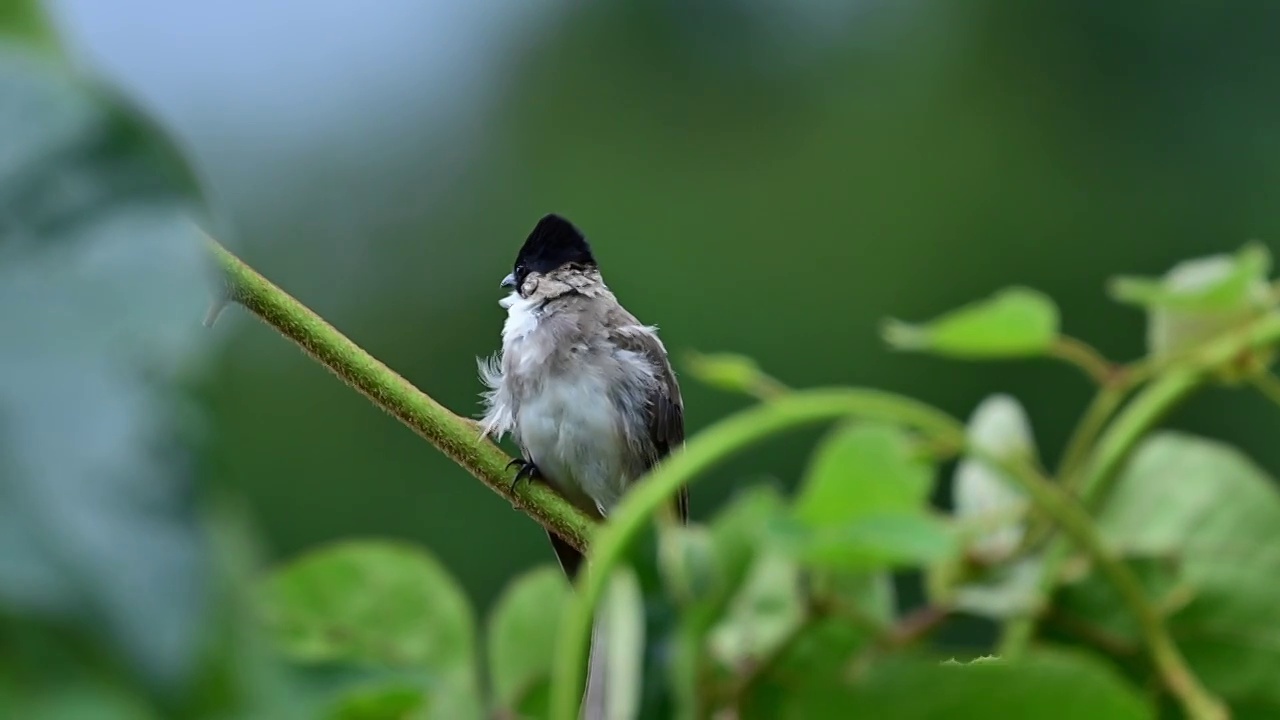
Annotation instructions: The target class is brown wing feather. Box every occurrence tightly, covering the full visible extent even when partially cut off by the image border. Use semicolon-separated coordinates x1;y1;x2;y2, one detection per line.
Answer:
539;307;689;583
608;314;688;525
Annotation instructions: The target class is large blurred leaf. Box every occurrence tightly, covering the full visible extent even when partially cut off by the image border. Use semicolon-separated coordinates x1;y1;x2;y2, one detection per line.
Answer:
795;423;934;522
668;485;791;631
703;486;789;611
0;0;54;48
744;651;1152;719
325;685;426;720
0;676;161;720
707;549;805;675
260;540;480;719
0;43;214;691
882;287;1060;359
784;424;955;570
733;617;879;719
1059;432;1280;712
486;565;568;714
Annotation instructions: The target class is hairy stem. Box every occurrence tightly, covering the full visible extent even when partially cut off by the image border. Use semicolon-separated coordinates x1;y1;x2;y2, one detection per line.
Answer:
206;239;595;551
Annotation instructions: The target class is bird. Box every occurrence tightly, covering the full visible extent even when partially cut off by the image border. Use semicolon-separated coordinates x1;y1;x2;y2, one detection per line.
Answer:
477;213;687;718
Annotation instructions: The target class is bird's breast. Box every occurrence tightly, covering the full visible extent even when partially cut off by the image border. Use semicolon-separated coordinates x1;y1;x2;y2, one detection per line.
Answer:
515;368;631;514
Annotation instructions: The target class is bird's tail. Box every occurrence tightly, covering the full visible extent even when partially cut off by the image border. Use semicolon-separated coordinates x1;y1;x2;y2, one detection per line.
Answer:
545;530;620;720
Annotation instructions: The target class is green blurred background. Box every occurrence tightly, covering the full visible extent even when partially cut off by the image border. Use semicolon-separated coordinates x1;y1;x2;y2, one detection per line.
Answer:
50;0;1280;614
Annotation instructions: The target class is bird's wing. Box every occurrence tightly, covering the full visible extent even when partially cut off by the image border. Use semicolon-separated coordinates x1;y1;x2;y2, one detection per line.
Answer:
608;313;688;524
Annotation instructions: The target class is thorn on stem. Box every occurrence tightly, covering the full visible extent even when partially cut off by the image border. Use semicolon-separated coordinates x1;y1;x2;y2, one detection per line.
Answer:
202;297;230;328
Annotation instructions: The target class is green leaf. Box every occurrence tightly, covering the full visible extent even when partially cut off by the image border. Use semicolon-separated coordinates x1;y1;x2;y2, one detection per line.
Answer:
657;523;718;608
0;678;161;720
326;685;426;720
486;566;569;712
0;0;56;49
261;540;480;718
882;287;1060;359
735;617;882;718
683;485;790;624
0;44;214;692
1060;432;1280;712
1052;555;1181;648
786;424;957;570
810;570;896;627
745;650;1153;719
796;423;934;522
777;513;956;571
684;351;784;397
708;549;806;673
1109;242;1272;313
1108;243;1276;358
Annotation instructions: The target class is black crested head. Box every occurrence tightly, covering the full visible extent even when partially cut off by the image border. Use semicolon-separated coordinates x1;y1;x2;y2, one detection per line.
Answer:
511;213;596;287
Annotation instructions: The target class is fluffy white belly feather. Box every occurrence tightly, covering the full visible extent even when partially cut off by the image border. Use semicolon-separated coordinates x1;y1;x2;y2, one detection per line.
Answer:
517;372;629;515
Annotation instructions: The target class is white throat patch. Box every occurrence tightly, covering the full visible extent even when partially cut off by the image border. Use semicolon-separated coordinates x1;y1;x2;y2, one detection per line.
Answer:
499;291;540;344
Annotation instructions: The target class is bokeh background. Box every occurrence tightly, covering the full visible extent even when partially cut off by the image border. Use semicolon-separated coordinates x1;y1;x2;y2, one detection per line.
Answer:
47;0;1280;616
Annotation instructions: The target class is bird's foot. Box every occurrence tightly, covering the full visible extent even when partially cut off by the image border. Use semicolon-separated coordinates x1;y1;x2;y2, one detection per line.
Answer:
505;457;542;491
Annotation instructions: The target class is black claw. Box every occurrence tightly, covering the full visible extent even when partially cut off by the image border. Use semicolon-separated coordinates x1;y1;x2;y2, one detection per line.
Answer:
508;457;541;491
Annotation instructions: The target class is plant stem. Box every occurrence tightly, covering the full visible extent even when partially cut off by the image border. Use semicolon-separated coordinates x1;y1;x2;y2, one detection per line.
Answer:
1057;381;1134;492
1050;336;1117;385
548;389;964;720
975;450;1226;720
546;387;1228;720
996;373;1199;663
206;239;595;552
1074;371;1201;506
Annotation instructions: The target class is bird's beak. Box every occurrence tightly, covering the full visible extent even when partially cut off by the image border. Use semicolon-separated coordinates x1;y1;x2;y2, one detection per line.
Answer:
500;272;517;290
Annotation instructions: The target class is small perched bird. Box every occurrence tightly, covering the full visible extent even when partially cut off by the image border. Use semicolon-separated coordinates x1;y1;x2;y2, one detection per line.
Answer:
478;213;687;718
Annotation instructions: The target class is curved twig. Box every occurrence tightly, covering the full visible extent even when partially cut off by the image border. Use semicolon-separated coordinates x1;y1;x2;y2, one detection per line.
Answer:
206;238;595;553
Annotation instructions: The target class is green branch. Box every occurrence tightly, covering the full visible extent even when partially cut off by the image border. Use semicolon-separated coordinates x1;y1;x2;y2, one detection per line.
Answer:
205;238;595;552
1050;336;1118;385
1075;370;1201;507
547;388;1226;720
